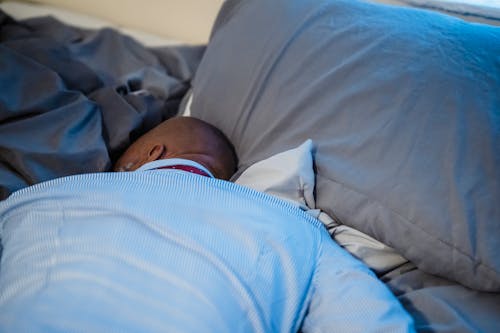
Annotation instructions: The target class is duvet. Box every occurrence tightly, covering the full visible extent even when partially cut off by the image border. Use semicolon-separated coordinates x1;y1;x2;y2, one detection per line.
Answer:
0;171;414;332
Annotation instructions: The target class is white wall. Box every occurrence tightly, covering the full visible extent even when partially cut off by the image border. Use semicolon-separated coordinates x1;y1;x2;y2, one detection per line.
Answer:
26;0;224;44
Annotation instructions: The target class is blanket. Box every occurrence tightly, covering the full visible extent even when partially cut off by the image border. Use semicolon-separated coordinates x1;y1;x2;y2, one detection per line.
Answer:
0;171;414;332
0;10;205;199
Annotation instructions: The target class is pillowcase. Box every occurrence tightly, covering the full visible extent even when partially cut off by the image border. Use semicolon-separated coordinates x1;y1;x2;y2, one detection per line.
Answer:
235;139;315;210
191;0;500;291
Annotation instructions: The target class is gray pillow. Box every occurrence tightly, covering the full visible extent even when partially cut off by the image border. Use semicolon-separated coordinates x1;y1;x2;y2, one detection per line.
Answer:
191;0;500;291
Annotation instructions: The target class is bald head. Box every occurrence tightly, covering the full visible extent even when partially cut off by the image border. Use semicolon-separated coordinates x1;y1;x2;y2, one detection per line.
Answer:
114;117;237;180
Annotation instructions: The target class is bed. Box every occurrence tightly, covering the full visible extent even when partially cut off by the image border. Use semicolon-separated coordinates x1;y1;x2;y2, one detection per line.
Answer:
0;0;499;332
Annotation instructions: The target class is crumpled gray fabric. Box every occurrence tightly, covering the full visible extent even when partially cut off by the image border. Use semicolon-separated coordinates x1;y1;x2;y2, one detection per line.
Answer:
0;11;205;199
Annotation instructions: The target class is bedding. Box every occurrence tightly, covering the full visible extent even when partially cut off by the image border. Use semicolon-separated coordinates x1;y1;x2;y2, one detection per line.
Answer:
189;0;500;331
193;0;500;292
236;139;409;275
0;172;415;332
1;0;499;332
0;9;205;200
235;144;500;332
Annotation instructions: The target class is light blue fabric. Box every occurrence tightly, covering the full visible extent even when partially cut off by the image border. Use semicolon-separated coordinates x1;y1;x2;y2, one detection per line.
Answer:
0;172;414;332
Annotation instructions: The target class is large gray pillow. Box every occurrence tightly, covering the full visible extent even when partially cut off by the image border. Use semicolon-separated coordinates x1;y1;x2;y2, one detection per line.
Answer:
191;0;500;291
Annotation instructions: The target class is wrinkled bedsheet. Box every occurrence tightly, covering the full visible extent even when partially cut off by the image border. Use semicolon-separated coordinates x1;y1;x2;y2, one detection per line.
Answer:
0;10;205;199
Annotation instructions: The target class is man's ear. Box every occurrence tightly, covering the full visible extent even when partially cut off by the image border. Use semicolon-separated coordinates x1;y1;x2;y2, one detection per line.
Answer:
147;144;166;162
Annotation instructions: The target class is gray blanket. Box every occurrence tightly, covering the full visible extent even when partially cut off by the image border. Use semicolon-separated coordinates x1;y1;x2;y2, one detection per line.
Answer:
0;10;204;199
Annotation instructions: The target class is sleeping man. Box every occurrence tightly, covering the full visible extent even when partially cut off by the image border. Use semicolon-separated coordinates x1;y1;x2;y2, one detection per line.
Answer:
0;116;415;332
113;116;237;180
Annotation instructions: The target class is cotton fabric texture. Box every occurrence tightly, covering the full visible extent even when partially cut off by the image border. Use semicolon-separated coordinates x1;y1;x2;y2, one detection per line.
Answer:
0;172;414;332
190;0;500;292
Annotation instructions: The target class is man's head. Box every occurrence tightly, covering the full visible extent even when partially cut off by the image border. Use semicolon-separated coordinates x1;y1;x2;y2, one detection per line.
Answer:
114;117;237;180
